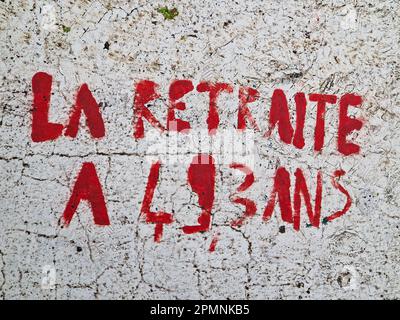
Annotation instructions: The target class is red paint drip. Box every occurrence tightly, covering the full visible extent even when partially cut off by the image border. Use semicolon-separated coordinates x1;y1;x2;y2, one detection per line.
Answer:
209;233;219;252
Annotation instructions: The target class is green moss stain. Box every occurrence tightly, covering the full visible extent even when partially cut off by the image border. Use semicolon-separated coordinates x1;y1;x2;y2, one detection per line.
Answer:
62;25;71;33
157;7;179;20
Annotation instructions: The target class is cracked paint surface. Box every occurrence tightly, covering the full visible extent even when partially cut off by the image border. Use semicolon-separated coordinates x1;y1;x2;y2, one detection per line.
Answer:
0;0;399;299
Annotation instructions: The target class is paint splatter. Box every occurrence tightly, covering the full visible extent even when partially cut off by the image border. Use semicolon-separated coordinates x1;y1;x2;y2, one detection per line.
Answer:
209;233;219;252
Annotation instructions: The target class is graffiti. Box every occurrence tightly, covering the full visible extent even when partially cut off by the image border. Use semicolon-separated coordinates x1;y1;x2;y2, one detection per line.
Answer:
30;71;363;250
31;72;364;156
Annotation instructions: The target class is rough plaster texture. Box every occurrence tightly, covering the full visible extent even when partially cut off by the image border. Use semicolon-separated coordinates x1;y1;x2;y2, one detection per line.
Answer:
0;0;399;299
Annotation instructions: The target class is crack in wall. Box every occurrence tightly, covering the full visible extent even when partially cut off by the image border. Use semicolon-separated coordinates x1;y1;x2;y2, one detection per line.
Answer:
0;250;5;299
